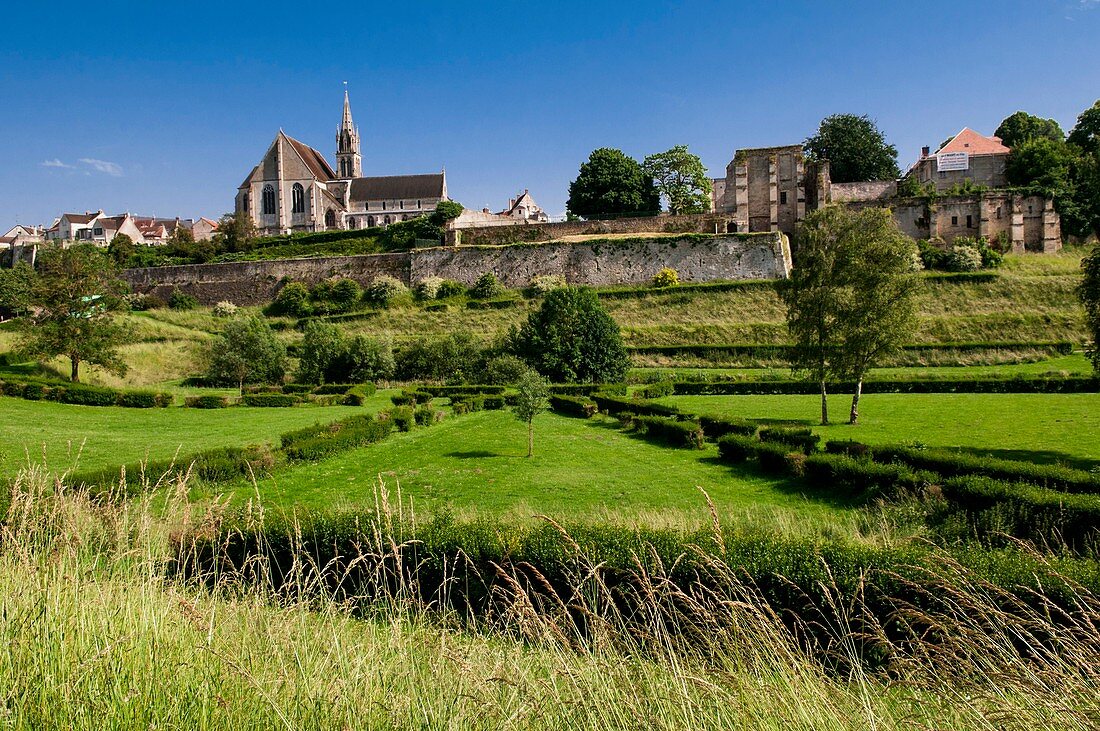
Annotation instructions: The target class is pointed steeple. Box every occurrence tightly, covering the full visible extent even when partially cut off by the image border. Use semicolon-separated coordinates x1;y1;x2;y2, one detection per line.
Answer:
335;85;362;179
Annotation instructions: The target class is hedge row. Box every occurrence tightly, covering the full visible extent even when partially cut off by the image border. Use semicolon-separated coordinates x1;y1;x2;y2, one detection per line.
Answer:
280;414;394;462
171;511;1100;672
416;384;506;397
826;442;1100;496
628;414;705;449
549;394;597;419
184;395;230;409
591;393;681;418
69;445;273;495
671;376;1099;396
758;426;821;455
242;393;300;407
549;383;627;397
941;476;1100;552
595;279;779;300
0;378;171;408
698;415;758;440
631;341;1073;358
451;394;506;414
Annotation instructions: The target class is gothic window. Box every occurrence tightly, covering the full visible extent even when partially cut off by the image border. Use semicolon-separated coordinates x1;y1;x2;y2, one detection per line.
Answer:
241;194;250;213
348;217;357;230
325;209;336;228
384;215;391;225
292;183;305;214
262;185;276;215
417;200;422;209
399;200;404;209
367;216;375;227
381;200;387;211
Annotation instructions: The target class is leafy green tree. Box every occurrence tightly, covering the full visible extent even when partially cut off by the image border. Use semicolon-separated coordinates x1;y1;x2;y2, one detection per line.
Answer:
804;114;900;184
1068;99;1100;155
336;334;394;383
0;262;35;319
107;233;135;266
18;246;129;382
214;211;257;254
1081;243;1100;374
830;209;921;424
268;282;312;317
206;316;286;393
994;111;1065;149
566;148;660;219
510;287;630;383
512;369;549;457
1005;137;1075;191
296;321;347;384
642;145;713;215
431;200;464;224
780;208;847;424
1068;100;1100;239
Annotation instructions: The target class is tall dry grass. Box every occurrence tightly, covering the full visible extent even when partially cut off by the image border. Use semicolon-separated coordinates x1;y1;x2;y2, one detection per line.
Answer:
1;469;1098;729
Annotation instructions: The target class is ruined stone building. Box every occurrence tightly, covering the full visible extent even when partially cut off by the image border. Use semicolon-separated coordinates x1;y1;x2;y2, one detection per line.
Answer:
710;128;1060;252
236;91;448;236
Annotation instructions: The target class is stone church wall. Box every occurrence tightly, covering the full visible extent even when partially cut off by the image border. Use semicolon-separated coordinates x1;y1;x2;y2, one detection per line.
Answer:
122;234;790;305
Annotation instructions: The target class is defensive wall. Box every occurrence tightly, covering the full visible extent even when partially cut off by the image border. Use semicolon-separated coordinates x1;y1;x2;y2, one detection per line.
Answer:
444;213;738;247
122;233;791;305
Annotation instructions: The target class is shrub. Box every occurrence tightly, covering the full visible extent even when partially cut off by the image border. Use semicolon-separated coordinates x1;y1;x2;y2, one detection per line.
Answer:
328;278;362;312
281;415;393;461
21;383;44;400
212;301;238;318
947;244;983;272
802;454;926;500
482;395;506;410
481;354;528;385
637;381;674;399
206;316;287;389
471;272;504;299
390;406;415;432
528;274;567;295
549;394;597;418
125;293;163;311
758;426;821;455
415;276;446;300
717;434;758;463
631;414;705;449
652;268;679;288
56;383;120;406
241;393;299;407
699;416;757;440
364;275;408;307
168;288;199;311
824;440;871;458
115;390;170;408
414;405;442;426
269;282;312;317
756;441;794;474
394;332;484;383
591;393;681;418
340;391;364;406
437;279;466;299
185;395;230;408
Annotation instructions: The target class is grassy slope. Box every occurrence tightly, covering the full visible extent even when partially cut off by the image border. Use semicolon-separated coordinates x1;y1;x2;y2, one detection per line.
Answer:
0;393;394;478
664;392;1100;466
225;410;848;527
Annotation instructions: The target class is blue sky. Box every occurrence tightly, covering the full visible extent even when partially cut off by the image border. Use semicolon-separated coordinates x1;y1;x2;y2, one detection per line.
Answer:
2;0;1098;228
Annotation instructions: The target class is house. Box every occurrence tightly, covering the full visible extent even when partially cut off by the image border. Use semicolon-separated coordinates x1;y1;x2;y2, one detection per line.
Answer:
907;128;1010;191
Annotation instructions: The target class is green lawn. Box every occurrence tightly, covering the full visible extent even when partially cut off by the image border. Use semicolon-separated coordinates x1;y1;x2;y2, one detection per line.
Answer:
0;393;394;477
223;410;850;528
664;393;1100;467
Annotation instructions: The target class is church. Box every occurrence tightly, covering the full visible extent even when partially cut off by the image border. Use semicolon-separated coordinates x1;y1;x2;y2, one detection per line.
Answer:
235;92;448;235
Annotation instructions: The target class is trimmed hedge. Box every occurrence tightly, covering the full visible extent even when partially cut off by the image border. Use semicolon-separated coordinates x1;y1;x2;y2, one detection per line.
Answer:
591;393;681;418
392;389;433;407
941;476;1100;551
281;415;393;462
671;375;1099;396
417;384;505;397
758;426;821;455
629;414;705;449
185;395;231;409
633;341;1073;359
549;394;597;419
637;381;674;399
717;434;758;463
549;383;627;397
802;454;928;500
699;415;758;440
0;378;171;408
242;393;299;407
69;445;274;495
595;279;779;300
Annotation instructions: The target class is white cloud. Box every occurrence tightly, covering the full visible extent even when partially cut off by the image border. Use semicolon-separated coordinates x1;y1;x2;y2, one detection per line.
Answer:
40;158;74;169
79;158;123;177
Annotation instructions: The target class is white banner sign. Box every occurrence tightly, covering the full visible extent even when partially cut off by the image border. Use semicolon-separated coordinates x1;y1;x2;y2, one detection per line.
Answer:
936;152;970;172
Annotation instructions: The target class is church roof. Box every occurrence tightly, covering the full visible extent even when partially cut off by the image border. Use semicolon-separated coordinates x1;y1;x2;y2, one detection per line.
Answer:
284;134;337;181
349;173;445;201
936;128;1011;156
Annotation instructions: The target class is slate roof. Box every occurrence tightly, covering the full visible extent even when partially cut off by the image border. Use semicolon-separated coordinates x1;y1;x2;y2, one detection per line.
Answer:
349;173;445;201
285;134;337;181
936;128;1011;156
63;212;100;224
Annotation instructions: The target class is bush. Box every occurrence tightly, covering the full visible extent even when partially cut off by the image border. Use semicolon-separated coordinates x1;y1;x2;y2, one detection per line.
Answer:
758;426;821;455
652;268;679;288
281;415;393;461
528;274;567;295
56;383;120;406
471;272;504;299
481;354;528;385
365;275;408;306
415;276;446;300
631;414;704;449
241;393;299;407
340;391;364;406
185;395;230;408
394;332;484;383
947;244;983;272
212;301;238;318
414;405;442;426
269;282;312;317
591;393;681;418
699;416;757;440
549;394;597;418
755;441;794;474
389;406;415;432
328;278;362;312
206;316;287;388
717;434;758;463
437;280;466;299
115;390;170;408
168;288;199;311
125;293;163;311
824;440;871;458
802;454;927;500
637;381;674;399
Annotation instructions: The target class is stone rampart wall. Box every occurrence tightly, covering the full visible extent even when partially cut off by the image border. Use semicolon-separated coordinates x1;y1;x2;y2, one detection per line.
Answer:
446;213;736;246
122;233;790;305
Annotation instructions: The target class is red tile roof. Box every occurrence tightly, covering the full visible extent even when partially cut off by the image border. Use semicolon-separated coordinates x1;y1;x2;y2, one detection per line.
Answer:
937;128;1010;156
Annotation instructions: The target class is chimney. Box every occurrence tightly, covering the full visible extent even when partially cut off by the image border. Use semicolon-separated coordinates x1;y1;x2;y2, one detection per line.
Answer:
921;146;930;157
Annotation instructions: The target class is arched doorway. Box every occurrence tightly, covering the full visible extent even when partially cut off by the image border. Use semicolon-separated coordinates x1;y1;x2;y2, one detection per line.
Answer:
325;209;336;229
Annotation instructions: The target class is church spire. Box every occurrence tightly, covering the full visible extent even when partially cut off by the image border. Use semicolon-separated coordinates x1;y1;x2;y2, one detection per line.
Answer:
336;84;362;179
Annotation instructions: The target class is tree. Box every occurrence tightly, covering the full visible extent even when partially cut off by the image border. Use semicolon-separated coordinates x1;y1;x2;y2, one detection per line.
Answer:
107;233;135;266
19;246;129;382
994;111;1065;149
1081;243;1100;374
431;200;464;225
1068;100;1100;239
1005;137;1075;192
510;287;630;383
214;211;257;254
804;114;900;184
830;210;921;424
296;321;347;385
566;148;660;219
780;207;847;424
512;369;549;457
1068;99;1100;156
206;316;286;394
0;262;35;319
642;145;713;215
